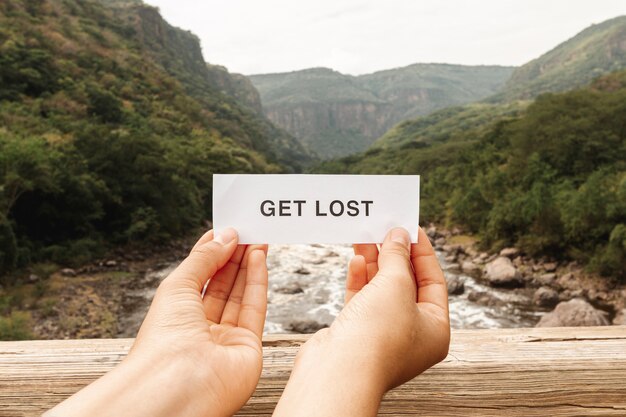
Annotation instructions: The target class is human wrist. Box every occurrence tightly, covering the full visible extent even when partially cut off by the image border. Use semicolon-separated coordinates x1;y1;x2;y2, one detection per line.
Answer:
299;330;389;389
274;334;386;417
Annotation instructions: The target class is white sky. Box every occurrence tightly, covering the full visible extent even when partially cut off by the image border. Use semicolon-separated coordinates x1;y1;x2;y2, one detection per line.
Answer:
143;0;625;75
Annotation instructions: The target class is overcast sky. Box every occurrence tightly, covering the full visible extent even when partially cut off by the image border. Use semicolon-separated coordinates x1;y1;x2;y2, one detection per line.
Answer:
144;0;625;76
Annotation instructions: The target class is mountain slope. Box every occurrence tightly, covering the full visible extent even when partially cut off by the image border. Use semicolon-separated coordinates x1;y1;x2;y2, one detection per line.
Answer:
111;2;311;168
0;0;309;276
315;71;626;278
494;15;626;101
372;101;527;150
250;64;514;159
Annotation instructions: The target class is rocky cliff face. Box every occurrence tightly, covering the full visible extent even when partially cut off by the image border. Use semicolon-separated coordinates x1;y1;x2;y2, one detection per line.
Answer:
206;64;263;114
250;65;514;159
265;100;391;158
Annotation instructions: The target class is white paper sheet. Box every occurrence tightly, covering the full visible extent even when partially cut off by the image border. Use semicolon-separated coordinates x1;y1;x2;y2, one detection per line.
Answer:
212;174;419;244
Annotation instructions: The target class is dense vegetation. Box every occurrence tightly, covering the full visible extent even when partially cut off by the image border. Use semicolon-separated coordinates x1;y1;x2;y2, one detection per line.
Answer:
0;0;311;284
493;15;626;101
250;65;515;158
372;101;527;150
316;72;626;279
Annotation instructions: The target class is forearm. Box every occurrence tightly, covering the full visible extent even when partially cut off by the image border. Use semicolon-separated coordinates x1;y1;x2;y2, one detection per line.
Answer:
44;353;220;417
274;344;385;417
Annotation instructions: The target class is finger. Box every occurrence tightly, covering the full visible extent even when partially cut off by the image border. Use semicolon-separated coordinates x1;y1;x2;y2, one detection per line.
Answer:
345;255;367;304
376;228;416;294
238;250;269;338
411;227;448;312
220;244;268;327
165;228;238;291
353;244;379;282
203;244;247;323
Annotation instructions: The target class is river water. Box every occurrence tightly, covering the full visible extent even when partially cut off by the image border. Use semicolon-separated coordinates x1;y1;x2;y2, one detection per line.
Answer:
264;244;540;333
118;243;541;337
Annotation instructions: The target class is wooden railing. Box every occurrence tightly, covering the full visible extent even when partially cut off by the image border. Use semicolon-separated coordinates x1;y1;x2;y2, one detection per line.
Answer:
1;326;625;416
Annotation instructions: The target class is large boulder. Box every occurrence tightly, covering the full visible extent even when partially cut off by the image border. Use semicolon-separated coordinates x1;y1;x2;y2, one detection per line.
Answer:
484;256;523;287
536;299;609;327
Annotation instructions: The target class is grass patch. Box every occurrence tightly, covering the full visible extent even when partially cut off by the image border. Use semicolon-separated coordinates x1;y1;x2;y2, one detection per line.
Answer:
448;234;478;246
0;311;32;340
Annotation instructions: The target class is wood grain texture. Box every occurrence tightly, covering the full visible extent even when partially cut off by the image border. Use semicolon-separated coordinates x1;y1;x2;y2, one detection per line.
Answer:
1;326;625;416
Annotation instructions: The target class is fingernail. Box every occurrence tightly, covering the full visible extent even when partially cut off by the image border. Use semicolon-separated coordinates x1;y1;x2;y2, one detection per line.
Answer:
214;228;237;245
390;228;410;246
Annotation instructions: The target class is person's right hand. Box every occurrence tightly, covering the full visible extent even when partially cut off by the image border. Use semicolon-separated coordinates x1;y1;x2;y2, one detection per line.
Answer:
336;226;450;388
273;227;450;417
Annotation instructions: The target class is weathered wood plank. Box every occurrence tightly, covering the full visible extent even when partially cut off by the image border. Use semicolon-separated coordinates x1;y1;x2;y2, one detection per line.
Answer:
1;327;625;416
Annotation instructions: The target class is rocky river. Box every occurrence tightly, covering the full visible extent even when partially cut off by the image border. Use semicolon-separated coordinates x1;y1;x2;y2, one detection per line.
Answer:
117;241;544;337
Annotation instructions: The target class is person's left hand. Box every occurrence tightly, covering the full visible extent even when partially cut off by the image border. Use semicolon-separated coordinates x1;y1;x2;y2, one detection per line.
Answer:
45;228;269;417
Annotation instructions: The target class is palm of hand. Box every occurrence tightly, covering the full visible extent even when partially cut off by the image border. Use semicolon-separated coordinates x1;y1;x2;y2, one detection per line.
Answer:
131;231;268;417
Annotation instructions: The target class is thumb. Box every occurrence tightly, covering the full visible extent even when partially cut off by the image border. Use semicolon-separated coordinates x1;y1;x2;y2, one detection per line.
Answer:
377;227;416;290
167;228;239;291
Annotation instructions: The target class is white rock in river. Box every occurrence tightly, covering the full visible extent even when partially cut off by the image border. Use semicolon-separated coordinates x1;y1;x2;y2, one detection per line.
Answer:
536;298;609;327
461;261;481;277
484;256;523;287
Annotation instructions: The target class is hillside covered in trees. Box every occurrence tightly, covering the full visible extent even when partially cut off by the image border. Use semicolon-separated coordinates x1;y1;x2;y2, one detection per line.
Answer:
493;15;626;101
0;0;312;281
316;71;626;278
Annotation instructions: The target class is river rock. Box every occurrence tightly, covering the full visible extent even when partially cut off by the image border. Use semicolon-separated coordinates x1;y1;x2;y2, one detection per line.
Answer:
105;260;117;267
312;288;331;304
499;247;520;258
484;257;523;287
467;290;505;307
447;276;465;295
461;261;481;277
536;299;609;327
533;287;559;308
442;244;461;254
294;267;311;275
557;272;577;290
28;274;40;283
445;254;457;263
426;225;438;238
434;237;446;247
286;320;328;333
445;263;461;273
60;268;77;277
613;309;626;325
537;273;557;286
543;262;558;272
275;282;304;294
